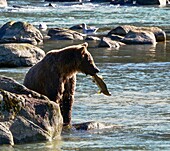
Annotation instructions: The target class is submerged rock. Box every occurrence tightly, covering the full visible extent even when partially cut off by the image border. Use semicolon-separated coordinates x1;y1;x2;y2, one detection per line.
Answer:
72;121;121;131
0;76;63;145
98;37;120;48
48;28;84;40
0;43;45;67
0;21;43;45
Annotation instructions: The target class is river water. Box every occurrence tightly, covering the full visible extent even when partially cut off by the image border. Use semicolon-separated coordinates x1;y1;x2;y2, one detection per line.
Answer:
1;1;170;150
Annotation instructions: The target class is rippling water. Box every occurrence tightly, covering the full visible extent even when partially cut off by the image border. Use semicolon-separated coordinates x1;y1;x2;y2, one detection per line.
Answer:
1;1;170;150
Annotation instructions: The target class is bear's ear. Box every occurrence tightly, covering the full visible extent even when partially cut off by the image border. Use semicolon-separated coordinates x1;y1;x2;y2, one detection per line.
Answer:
81;42;88;48
79;45;86;56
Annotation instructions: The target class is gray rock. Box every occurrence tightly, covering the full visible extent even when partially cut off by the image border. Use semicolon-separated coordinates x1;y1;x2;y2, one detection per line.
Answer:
121;30;156;45
69;24;83;30
48;28;84;40
0;43;45;67
0;21;43;45
98;37;120;48
108;25;166;42
0;0;7;7
0;76;63;145
72;121;121;131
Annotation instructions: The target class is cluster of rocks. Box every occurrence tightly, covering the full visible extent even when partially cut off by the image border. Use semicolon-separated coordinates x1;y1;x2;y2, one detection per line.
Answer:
98;25;166;48
0;21;45;67
47;24;166;48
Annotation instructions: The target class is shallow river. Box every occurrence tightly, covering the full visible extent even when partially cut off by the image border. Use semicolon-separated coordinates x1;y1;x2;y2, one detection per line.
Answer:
0;1;170;150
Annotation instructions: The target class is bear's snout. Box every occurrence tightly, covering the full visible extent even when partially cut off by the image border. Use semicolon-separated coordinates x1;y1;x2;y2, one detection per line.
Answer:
88;65;100;76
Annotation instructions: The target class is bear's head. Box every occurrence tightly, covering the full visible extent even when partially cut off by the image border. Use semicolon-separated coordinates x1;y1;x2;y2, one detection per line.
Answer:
78;42;100;76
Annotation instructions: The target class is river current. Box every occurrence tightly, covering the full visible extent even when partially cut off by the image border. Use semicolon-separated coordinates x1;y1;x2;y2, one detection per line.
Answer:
0;1;170;150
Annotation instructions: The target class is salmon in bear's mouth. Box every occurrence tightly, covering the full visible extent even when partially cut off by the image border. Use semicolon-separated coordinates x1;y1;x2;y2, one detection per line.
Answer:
92;74;111;96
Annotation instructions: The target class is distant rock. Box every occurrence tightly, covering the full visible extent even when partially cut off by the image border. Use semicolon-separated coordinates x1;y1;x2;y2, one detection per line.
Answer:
48;28;84;40
121;30;156;45
108;25;166;42
0;21;43;45
0;43;45;67
0;0;7;7
69;24;83;30
0;76;63;145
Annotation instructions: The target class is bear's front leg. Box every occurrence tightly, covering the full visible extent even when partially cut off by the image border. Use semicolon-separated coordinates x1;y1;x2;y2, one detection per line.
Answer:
61;75;76;126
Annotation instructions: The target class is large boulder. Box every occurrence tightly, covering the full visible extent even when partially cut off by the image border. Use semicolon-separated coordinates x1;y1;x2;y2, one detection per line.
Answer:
0;76;63;145
0;0;7;7
136;0;166;5
0;21;43;45
0;43;45;67
121;30;156;45
48;28;84;40
108;25;166;42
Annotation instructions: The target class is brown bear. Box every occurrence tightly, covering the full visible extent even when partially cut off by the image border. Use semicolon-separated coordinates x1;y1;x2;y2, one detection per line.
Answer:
23;42;99;126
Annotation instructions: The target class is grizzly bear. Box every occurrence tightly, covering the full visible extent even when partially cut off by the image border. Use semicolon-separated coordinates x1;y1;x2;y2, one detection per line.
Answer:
23;43;99;126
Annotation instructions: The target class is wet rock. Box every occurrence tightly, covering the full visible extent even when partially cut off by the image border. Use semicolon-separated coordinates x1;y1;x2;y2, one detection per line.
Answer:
98;37;120;48
136;0;166;5
48;28;84;40
0;0;7;7
0;43;45;67
0;21;43;45
72;121;121;130
121;30;156;45
0;76;63;145
108;25;166;42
